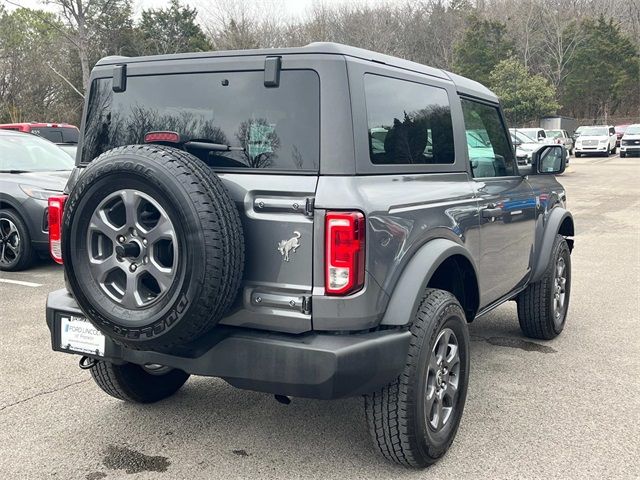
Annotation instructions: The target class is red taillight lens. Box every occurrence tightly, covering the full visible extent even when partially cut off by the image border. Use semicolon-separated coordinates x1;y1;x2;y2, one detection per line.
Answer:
325;211;365;295
144;131;181;143
48;195;67;264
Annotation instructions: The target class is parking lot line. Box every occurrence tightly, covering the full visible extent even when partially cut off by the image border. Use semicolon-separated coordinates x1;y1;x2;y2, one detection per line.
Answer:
0;278;43;288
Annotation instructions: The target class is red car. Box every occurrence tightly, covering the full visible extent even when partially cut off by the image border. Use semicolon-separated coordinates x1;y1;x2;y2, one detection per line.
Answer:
0;122;79;144
615;124;629;147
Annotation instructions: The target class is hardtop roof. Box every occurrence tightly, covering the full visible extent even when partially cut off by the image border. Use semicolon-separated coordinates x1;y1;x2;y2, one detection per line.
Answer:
96;42;498;103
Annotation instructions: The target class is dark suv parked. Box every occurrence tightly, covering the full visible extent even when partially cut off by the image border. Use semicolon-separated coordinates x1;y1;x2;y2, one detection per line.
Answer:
46;43;574;468
0;130;73;270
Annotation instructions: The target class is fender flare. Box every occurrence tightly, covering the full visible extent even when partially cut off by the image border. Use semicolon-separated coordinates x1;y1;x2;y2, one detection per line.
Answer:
531;208;574;283
380;238;479;326
0;194;27;218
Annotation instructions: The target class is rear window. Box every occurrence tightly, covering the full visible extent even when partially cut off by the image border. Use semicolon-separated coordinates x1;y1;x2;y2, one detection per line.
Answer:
364;74;454;165
82;70;320;171
32;127;79;143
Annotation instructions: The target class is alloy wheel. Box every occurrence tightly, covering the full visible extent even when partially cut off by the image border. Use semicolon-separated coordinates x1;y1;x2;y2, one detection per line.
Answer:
425;328;461;432
553;256;567;326
0;218;20;266
86;189;178;309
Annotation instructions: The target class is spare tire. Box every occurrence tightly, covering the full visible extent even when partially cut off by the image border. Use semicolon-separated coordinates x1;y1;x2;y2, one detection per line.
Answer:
63;145;244;351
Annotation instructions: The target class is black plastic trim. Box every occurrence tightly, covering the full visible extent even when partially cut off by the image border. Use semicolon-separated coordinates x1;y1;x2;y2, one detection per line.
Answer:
46;289;410;399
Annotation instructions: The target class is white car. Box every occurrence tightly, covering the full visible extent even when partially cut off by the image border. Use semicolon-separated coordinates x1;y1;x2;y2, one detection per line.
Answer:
620;123;640;158
510;130;539;165
511;128;551;144
574;125;617;157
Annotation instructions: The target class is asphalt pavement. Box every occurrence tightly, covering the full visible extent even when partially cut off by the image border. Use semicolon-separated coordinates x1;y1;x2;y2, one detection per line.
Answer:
0;153;638;479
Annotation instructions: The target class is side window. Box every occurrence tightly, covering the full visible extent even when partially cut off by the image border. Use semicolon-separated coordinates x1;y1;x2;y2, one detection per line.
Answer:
461;99;517;178
364;74;455;165
539;130;546;139
609;127;615;136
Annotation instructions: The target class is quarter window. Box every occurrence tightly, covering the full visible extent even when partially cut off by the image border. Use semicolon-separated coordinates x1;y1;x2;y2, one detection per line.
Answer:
364;74;455;165
461;99;517;178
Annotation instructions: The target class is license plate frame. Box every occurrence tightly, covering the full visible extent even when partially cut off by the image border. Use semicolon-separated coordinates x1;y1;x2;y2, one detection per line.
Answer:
58;315;106;357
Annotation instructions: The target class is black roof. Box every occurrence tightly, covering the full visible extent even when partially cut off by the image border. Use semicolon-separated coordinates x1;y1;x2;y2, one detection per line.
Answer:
96;42;497;102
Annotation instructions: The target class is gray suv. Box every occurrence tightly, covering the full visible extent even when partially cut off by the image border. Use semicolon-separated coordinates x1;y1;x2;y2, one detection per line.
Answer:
45;43;574;468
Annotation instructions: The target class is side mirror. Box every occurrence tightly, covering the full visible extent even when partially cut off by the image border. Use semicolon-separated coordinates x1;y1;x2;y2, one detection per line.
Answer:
538;136;545;141
529;145;566;175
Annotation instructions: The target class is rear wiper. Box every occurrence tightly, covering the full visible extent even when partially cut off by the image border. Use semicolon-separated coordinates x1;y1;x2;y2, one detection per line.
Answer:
184;140;245;152
0;169;29;173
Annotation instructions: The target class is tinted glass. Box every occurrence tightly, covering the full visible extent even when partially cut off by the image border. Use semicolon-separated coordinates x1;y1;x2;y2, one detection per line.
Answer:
0;133;74;172
364;74;454;165
461;99;517;178
82;71;320;171
32;127;79;143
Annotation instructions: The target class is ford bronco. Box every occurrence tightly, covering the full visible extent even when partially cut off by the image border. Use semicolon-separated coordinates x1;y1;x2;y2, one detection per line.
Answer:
45;43;574;468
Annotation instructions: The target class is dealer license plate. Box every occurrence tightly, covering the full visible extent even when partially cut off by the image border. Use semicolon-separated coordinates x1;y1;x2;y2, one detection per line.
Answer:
59;315;105;356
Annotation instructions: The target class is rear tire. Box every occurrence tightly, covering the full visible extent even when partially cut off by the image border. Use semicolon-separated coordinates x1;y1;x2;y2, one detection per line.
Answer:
0;209;34;271
90;360;189;403
620;152;626;158
364;289;470;468
574;152;581;157
611;145;617;154
517;235;571;340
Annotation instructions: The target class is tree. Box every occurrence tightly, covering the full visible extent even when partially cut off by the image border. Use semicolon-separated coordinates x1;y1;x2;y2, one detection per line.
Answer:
46;0;134;90
488;58;560;125
0;7;73;122
562;15;640;121
453;14;514;85
138;0;211;55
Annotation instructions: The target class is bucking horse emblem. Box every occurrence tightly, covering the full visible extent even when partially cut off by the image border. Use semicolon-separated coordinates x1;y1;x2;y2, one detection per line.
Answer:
277;231;301;262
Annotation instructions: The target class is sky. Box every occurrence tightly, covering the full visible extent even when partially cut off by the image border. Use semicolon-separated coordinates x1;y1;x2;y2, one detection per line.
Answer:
2;0;391;21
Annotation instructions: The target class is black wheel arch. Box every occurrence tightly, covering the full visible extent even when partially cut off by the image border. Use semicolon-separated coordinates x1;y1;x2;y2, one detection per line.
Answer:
531;208;574;283
380;238;480;326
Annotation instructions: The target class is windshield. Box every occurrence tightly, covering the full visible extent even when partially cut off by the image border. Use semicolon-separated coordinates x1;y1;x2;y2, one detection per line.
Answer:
511;130;536;143
57;143;77;158
580;127;608;136
546;130;563;138
624;124;640;135
0;134;74;172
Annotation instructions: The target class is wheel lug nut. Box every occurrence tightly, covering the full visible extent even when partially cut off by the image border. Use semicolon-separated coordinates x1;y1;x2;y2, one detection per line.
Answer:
142;239;148;246
117;235;125;243
129;264;137;272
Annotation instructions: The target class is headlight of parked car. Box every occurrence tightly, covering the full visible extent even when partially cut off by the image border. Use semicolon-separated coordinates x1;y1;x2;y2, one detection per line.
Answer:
19;184;62;200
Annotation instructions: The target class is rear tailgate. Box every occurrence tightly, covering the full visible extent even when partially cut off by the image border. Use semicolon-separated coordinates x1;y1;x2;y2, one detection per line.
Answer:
78;58;324;333
219;174;317;333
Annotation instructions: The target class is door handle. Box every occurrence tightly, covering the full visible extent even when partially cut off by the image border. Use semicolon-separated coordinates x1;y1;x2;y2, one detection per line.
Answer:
481;207;503;218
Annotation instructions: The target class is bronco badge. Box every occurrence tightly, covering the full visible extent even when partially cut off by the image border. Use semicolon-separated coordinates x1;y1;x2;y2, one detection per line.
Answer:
277;231;301;262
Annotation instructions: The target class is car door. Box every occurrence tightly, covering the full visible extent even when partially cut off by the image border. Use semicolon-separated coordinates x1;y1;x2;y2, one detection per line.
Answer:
461;98;536;307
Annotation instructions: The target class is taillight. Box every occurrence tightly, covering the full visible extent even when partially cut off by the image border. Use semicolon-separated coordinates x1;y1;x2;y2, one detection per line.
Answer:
48;195;67;264
144;131;181;143
325;211;365;295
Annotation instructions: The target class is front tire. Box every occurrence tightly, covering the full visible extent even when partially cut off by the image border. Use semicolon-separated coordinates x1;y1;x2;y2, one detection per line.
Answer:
364;289;470;468
90;360;189;403
620;151;626;158
517;235;571;340
0;209;34;271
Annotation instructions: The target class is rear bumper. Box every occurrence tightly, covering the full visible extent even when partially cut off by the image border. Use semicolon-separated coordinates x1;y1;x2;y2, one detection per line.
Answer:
46;289;411;399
